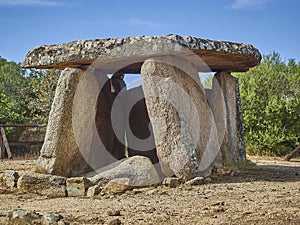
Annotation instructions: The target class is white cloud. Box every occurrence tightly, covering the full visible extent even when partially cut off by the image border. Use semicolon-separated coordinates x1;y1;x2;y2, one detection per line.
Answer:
229;0;270;10
0;0;64;7
128;18;162;28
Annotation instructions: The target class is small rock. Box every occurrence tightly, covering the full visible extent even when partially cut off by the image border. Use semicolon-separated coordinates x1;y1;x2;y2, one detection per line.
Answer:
162;177;181;188
66;177;93;197
108;218;121;225
185;177;205;186
205;177;212;183
3;208;41;225
0;187;6;194
1;170;19;188
17;172;67;197
42;212;63;225
107;209;121;216
102;178;132;194
86;185;102;197
216;168;232;175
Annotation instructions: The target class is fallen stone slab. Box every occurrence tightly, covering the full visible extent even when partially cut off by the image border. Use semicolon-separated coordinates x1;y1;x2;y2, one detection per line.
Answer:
22;34;261;72
17;172;67;197
90;156;160;187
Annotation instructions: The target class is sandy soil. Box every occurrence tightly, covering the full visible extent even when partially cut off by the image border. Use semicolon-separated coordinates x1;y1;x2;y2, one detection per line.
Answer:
0;156;299;225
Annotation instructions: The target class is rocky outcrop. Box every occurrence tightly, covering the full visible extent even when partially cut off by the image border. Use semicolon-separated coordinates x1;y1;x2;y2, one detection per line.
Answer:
211;71;246;164
35;68;91;177
141;59;221;181
22;35;261;72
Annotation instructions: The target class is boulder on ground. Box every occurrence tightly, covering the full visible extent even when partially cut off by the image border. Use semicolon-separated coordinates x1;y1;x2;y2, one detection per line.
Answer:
90;156;160;187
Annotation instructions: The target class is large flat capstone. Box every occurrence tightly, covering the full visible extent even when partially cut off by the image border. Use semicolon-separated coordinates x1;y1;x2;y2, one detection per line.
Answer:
22;34;261;72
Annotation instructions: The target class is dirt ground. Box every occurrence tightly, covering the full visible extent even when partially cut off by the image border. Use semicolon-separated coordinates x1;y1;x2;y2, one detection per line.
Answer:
0;156;299;225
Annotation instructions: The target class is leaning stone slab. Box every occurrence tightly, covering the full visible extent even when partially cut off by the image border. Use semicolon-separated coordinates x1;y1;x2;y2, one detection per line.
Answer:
211;71;246;164
35;68;91;177
17;172;67;197
90;156;160;187
22;34;261;72
66;177;93;197
141;59;221;181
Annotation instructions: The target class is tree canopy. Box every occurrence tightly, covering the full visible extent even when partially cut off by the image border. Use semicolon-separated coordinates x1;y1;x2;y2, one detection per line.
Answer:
0;57;59;125
234;52;300;155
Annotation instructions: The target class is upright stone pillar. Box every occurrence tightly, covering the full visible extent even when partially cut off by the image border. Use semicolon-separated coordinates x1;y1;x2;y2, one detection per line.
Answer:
36;68;91;177
141;59;221;180
211;71;246;165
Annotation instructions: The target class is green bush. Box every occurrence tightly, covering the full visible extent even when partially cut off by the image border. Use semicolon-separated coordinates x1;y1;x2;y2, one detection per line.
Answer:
234;52;300;156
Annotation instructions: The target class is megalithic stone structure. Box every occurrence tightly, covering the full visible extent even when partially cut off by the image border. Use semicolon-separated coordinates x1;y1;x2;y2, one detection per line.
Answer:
22;34;261;180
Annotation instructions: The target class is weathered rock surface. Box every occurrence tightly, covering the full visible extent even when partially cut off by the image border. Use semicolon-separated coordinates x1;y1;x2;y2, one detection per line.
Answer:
17;172;67;197
0;170;19;188
66;177;93;197
141;59;221;180
35;68;91;177
211;71;246;164
22;34;261;72
90;156;160;187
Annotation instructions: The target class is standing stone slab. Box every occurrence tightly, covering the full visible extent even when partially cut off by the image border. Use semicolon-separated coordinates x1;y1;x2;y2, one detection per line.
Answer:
35;68;91;177
211;71;246;164
141;59;221;181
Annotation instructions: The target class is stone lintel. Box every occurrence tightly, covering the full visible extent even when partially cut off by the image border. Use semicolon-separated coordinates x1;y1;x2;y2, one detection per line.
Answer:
22;34;261;73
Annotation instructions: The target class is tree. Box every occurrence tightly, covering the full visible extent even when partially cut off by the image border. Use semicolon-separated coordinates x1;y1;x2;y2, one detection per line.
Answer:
0;57;29;124
234;52;300;156
27;69;60;124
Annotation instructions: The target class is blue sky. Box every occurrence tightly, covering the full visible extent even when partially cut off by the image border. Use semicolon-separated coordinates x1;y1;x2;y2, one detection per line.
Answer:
0;0;299;64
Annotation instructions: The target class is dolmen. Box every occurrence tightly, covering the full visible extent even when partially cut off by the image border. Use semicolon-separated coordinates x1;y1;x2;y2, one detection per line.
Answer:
22;34;261;184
